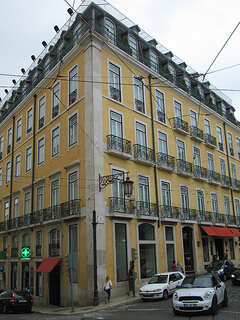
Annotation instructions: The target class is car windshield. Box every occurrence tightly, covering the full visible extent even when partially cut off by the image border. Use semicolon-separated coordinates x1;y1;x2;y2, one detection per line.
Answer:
14;291;30;299
181;276;213;288
148;275;168;284
206;260;224;269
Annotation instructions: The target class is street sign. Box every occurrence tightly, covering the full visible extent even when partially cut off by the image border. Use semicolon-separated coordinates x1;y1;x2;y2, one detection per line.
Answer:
0;265;4;272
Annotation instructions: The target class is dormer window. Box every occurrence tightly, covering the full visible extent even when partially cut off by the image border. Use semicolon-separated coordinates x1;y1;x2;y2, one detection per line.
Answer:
168;64;176;81
45;56;51;74
150;50;158;72
58;41;65;53
105;18;115;44
74;22;82;44
184;77;191;92
128;35;138;59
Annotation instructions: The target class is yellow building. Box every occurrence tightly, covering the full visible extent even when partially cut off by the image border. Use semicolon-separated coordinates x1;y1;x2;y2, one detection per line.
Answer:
0;0;239;307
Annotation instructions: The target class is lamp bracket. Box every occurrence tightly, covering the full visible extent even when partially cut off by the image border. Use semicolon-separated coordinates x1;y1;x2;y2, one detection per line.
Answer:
99;173;125;191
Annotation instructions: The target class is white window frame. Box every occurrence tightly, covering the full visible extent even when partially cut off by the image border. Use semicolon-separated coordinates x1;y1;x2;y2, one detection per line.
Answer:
68;64;78;106
68;112;78;147
16;117;22;143
26;146;32;172
15;153;21;178
6;161;11;184
51;125;60;157
108;60;122;103
37;136;45;165
133;76;145;113
27;107;33;134
155;89;165;123
52;81;60;119
38;95;46;129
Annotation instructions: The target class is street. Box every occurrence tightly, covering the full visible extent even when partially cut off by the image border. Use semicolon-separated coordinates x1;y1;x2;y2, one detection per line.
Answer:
1;280;240;320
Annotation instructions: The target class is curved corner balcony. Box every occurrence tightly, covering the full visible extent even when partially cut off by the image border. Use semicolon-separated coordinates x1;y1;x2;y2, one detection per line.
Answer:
107;135;132;159
133;144;154;165
173;117;189;135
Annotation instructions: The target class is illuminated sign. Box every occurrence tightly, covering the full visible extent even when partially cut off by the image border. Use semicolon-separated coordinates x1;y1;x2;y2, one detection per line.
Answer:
21;247;31;260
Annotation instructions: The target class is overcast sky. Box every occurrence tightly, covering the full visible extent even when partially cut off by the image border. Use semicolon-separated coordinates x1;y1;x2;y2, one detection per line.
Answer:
0;0;240;119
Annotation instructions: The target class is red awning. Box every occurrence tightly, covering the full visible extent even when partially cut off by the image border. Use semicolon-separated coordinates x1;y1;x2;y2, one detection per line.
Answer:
36;258;61;273
201;226;219;236
228;228;240;237
211;226;234;237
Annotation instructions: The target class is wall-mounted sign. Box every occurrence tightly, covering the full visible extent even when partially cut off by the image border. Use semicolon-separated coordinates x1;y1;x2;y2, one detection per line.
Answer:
21;247;31;260
0;265;4;272
0;251;6;259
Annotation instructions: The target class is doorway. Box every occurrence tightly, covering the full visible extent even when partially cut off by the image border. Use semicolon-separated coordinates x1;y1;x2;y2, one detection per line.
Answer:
215;238;224;259
49;264;60;306
182;227;195;274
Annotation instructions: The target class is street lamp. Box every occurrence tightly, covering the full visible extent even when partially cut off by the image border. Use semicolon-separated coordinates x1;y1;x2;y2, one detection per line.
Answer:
99;172;134;197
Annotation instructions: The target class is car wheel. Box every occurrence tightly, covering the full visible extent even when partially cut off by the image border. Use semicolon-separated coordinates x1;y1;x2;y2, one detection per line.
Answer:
2;304;8;314
173;308;181;316
210;295;218;315
223;274;227;282
163;289;169;300
222;290;228;307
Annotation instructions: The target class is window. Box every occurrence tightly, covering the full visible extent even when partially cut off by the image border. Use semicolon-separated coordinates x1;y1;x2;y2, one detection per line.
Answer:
193;146;201;167
158;131;167;155
139;176;149;207
149;50;158;72
216;126;224;151
136;122;146;147
128;35;138;59
112;169;124;199
36;231;42;257
38;96;45;129
4;201;9;221
69;171;78;201
69;114;78;146
52;83;60;118
16;118;22;142
115;223;128;282
105;18;115;44
51;180;59;207
27;107;33;133
13;197;19;218
236;137;240;160
202;238;210;263
180;186;189;217
52;127;60;156
0;135;3;159
73;22;82;44
69;66;78;105
231;163;237;181
69;225;78;283
134;77;144;113
235;199;240;218
139;223;156;278
24;192;31;215
174;101;182;119
7;127;12;154
22;234;30;248
204;118;211;135
3;237;7;253
6;161;11;183
155;90;165;123
49;229;60;256
44;56;51;74
37;186;44;211
207;153;215;172
190;110;197;128
110;111;122;139
227;132;234;157
177;139;186;160
165;226;175;272
168;64;176;82
211;193;219;219
197;189;205;214
161;181;171;207
26;146;32;171
38;137;44;165
220;158;226;176
229;239;235;260
0;167;2;187
109;63;121;102
15;154;21;178
223;196;230;216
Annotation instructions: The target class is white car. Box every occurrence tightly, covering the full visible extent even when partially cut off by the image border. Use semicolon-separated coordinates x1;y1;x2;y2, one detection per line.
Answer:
139;272;185;300
172;274;228;315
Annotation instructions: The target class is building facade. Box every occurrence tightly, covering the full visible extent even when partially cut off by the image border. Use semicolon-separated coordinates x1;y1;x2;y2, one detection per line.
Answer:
0;0;240;307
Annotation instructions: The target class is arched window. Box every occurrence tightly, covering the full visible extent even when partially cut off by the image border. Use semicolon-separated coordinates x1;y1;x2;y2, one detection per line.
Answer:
11;236;19;258
105;18;115;44
138;223;156;279
128;35;138;59
49;229;60;256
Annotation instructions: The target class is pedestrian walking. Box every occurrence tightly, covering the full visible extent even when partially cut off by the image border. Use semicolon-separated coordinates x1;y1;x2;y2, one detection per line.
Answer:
171;260;177;272
104;276;112;303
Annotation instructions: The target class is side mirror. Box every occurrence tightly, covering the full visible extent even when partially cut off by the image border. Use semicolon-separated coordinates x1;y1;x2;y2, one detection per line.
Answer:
217;284;221;288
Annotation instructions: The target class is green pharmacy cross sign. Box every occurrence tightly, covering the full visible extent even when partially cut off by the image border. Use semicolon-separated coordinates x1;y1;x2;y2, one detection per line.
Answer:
21;247;31;260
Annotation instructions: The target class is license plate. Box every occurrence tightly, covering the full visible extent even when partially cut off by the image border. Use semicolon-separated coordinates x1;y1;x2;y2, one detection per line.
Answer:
18;300;27;303
183;303;197;307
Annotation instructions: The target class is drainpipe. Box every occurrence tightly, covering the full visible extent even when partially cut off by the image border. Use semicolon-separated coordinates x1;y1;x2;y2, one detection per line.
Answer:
31;94;37;218
9;116;15;220
223;122;236;224
148;75;160;228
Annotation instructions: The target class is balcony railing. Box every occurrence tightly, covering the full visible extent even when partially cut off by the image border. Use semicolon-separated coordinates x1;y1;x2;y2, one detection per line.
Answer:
157;110;166;123
49;243;60;257
133;144;154;163
212;213;226;224
107;135;132;154
110;85;121;102
109;197;135;214
181;208;197;221
232;179;240;189
176;159;192;175
190;126;203;140
221;175;230;187
156;152;175;170
208;170;221;184
204;133;217;147
193;165;208;180
136;201;158;216
173;117;189;133
0;199;81;233
160;205;180;219
198;210;212;222
225;214;235;225
236;216;240;226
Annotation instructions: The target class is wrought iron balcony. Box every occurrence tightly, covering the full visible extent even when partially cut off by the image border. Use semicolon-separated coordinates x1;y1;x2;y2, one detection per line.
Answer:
204;133;217;148
160;205;180;219
107;135;132;155
236;216;240;226
221;175;230;188
173;117;189;134
181;208;197;221
49;243;60;257
135;98;145;113
232;179;240;190
193;165;208;180
110;85;121;102
212;213;226;224
69;89;77;105
190;126;203;141
36;245;42;257
157;110;166;123
176;159;193;176
136;201;158;217
208;170;221;185
11;247;18;258
133;144;154;163
198;210;212;222
225;214;235;225
109;197;135;214
156;152;175;171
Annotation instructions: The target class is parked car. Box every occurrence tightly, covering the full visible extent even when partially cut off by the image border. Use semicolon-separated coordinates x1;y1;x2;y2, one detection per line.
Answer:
172;274;228;316
231;264;240;285
0;290;33;314
205;259;235;281
139;271;185;300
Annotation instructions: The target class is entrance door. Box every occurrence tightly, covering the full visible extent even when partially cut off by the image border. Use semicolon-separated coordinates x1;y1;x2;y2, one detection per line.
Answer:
215;238;224;259
182;227;195;274
22;262;29;290
49;265;60;306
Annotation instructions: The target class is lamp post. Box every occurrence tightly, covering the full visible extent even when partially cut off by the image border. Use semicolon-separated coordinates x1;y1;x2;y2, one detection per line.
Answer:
92;172;134;306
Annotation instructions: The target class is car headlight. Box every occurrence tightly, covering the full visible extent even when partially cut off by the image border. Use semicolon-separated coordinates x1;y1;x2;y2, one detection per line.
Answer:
203;291;213;299
152;289;162;293
231;274;235;278
173;292;178;300
218;269;224;275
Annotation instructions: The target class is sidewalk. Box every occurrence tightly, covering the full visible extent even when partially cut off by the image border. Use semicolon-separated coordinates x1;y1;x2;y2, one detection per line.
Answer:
32;294;139;315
